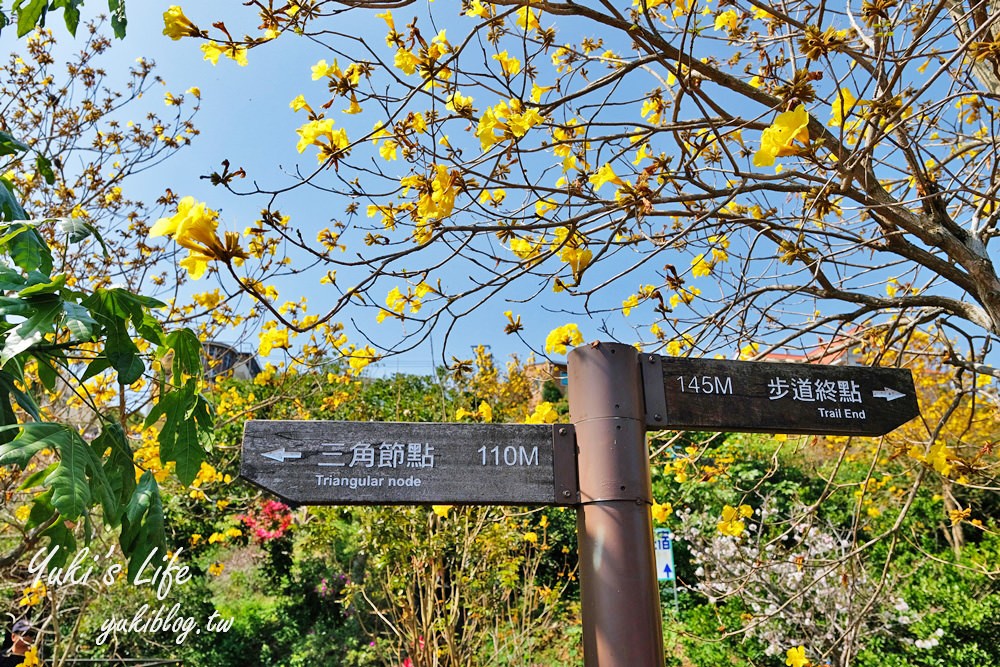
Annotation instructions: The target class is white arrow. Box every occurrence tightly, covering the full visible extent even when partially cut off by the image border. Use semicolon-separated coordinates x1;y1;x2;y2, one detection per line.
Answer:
873;387;906;402
262;447;303;463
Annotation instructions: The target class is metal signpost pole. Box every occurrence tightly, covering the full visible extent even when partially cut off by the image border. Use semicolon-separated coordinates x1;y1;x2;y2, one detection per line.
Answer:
569;342;665;667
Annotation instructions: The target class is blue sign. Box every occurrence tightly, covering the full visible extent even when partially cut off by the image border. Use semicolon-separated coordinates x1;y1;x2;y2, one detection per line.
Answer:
653;528;675;582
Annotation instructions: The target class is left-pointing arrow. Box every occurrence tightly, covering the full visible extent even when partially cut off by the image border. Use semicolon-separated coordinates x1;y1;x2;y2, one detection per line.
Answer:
262;447;303;463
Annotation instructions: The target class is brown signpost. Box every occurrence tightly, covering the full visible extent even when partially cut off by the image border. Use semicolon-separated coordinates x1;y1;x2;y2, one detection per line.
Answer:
241;421;579;506
239;344;921;667
642;356;920;435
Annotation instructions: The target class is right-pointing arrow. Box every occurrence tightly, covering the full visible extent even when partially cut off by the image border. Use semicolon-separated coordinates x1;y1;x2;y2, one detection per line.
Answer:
873;387;906;402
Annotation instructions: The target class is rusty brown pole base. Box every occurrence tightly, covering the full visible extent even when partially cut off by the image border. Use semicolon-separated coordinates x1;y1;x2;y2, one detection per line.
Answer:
569;342;665;667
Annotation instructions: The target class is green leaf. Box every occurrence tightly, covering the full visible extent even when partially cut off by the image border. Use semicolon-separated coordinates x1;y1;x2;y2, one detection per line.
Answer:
6;223;53;274
82;289;144;384
0;296;34;317
120;472;165;581
1;296;62;365
59;217;91;242
41;519;76;567
24;490;76;569
19;272;66;297
165;328;204;380
24;489;56;530
93;422;134;527
19;461;57;490
145;385;210;486
63;301;97;341
0;422;66;468
0;178;27;221
34;154;55;185
0;396;14;445
0;368;41;421
81;356;112;382
45;425;110;521
15;0;48;37
136;312;165;347
35;352;60;390
108;0;127;38
0;422;111;521
0;131;28;157
50;0;82;35
0;267;26;291
118;355;144;385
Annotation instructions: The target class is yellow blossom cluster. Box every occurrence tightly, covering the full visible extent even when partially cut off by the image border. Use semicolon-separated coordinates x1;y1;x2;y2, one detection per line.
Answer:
651;501;673;523
717;504;753;537
133;426;171;483
786;645;811;667
151;196;247;279
258;321;292;357
398;164;460;244
753;104;810;167
456;401;494;423
215;385;257;420
476;97;546;151
188;461;232;501
19;581;47;607
524;401;560;424
622;285;659;316
377;282;435;323
295;117;351;165
551;227;592;285
545;323;583;356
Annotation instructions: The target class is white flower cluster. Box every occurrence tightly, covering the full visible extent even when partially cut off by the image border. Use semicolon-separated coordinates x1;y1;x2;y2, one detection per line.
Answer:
679;501;920;664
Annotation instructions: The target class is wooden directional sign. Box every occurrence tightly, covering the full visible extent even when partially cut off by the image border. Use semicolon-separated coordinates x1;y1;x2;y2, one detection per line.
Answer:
240;420;578;506
641;356;919;436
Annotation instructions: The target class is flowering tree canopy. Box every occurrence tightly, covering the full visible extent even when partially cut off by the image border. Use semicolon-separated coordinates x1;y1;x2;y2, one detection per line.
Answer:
153;1;1000;385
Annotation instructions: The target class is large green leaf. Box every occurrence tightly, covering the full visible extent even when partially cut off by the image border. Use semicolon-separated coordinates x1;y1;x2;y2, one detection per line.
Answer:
107;0;126;38
0;422;63;467
0;368;40;422
1;295;62;365
62;301;97;341
0;267;26;291
6;223;53;274
57;218;110;257
19;272;66;296
82;289;144;384
120;472;165;581
165;328;204;380
34;350;62;390
0;295;34;317
144;384;210;486
15;0;48;37
49;424;112;521
0;131;28;157
40;517;77;568
80;356;112;382
0;178;27;221
93;422;134;527
49;0;82;35
24;491;76;569
34;153;55;185
18;461;57;490
0;422;111;521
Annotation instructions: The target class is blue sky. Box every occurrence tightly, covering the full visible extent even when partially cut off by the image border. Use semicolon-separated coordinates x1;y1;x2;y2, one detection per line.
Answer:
35;1;574;374
102;2;679;374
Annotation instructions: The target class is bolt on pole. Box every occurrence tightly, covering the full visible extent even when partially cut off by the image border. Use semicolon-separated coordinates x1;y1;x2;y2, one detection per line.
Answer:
568;342;664;667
